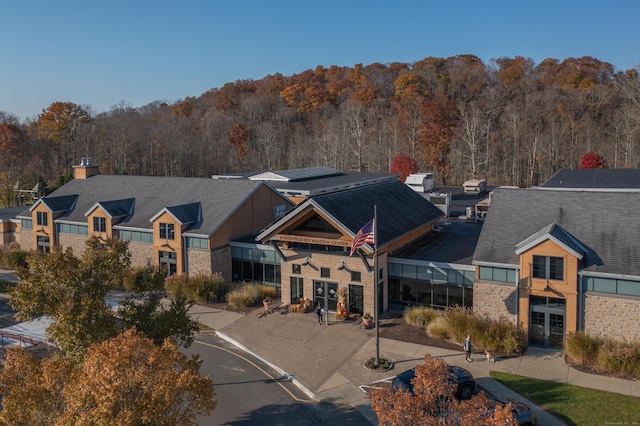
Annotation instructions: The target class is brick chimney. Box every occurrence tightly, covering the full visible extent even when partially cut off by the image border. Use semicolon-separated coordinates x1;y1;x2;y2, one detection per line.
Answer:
72;157;100;179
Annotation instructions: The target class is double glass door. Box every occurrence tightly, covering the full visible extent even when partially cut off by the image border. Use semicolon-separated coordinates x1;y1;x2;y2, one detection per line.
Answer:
529;296;565;348
314;281;338;311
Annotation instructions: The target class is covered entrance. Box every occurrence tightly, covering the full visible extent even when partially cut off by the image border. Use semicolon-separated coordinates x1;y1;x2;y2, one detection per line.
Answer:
529;296;566;348
314;281;338;311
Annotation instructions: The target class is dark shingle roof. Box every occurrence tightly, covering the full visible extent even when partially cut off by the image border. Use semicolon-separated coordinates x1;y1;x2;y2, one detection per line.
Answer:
40;176;276;237
474;188;640;276
311;181;444;246
541;168;640;190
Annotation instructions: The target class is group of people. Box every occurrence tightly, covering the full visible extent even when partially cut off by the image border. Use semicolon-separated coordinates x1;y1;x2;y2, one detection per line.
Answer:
463;334;495;363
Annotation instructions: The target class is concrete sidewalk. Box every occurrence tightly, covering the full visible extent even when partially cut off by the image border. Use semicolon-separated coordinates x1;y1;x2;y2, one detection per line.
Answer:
189;303;640;426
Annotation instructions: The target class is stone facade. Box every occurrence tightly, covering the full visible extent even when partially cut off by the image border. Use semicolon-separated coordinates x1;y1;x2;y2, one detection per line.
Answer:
584;293;640;341
473;281;517;322
128;241;154;268
58;233;87;255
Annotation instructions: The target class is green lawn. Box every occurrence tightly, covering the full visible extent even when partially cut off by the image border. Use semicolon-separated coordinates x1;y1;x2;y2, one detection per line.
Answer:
490;371;640;426
0;279;17;294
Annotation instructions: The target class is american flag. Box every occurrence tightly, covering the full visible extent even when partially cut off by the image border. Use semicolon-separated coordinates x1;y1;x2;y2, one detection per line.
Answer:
349;219;375;257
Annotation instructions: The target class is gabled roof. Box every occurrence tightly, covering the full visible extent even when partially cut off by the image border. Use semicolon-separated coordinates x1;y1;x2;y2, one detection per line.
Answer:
540;168;640;191
31;195;78;213
248;166;342;182
258;180;444;247
85;198;135;219
515;223;586;259
39;176;289;237
150;203;201;225
473;188;640;276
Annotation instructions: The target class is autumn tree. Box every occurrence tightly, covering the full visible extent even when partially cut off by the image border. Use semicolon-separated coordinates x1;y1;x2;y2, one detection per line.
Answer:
390;153;418;181
229;122;249;168
11;237;199;362
418;93;458;184
36;102;91;173
368;355;516;425
0;329;216;425
578;151;608;169
0;123;26;206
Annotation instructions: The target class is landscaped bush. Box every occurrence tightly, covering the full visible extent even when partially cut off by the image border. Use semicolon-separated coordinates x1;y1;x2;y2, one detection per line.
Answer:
124;266;166;292
403;306;440;327
226;281;263;308
165;272;226;304
425;306;524;356
256;284;278;301
566;332;640;380
0;244;29;269
426;316;451;340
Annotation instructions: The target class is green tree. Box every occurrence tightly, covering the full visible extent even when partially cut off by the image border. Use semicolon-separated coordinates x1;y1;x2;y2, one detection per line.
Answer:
11;237;199;362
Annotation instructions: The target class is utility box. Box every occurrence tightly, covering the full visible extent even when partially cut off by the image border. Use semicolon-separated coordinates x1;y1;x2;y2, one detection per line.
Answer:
463;179;487;194
406;173;435;193
426;192;451;216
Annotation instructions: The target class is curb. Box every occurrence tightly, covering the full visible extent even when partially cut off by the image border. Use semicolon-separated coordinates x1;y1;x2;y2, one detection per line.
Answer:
215;330;316;400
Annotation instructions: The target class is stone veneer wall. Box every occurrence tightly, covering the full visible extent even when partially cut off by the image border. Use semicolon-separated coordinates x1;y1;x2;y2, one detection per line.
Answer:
584;293;640;341
472;281;517;322
187;248;216;276
17;228;31;248
58;234;87;255
128;241;154;268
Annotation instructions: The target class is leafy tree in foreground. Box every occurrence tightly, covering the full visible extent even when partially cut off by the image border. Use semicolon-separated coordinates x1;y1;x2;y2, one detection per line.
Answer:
368;354;516;425
11;237;199;362
0;329;216;425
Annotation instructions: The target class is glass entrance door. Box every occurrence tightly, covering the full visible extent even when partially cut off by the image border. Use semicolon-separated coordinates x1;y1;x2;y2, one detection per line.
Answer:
529;296;566;348
314;281;338;311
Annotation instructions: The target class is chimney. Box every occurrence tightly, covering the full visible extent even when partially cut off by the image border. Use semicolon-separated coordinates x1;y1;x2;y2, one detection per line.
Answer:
73;157;100;179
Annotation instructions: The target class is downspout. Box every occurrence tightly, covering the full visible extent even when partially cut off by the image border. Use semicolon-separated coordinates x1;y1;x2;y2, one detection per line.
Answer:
182;235;188;275
578;270;583;331
515;267;519;327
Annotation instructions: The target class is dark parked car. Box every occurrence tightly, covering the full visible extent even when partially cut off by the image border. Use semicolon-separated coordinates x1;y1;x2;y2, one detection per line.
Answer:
391;365;476;399
486;398;537;426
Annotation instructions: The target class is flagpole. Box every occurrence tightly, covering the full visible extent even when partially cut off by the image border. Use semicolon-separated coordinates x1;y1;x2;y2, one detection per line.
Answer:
373;204;380;368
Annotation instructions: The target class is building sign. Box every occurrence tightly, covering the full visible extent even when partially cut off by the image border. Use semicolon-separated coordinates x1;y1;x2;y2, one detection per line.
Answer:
276;234;350;247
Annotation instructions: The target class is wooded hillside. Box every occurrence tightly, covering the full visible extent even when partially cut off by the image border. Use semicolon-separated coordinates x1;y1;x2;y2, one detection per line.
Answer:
1;54;639;205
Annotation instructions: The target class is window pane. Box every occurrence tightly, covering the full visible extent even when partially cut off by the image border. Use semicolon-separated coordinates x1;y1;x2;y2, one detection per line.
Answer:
402;264;417;279
617;280;640;296
479;266;492;280
493;268;507;282
506;269;517;283
532;255;545;278
389;262;402;277
593;277;616;293
432;267;447;284
448;286;464;307
549;257;564;280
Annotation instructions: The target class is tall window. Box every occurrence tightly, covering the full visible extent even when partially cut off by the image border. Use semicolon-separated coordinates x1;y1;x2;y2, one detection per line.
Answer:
36;211;48;226
532;255;564;280
93;216;106;233
159;223;175;240
290;277;303;304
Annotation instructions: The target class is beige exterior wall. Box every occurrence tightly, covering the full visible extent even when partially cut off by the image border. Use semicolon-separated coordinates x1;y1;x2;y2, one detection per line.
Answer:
187;248;213;276
472;281;517;322
584;294;640;341
279;248;376;313
58;233;87;255
128;241;154;268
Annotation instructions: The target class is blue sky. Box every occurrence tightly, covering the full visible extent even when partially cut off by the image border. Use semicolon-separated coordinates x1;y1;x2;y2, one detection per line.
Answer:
2;1;639;121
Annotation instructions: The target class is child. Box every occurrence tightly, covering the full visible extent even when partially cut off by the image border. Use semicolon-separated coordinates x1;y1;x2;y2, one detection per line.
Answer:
485;350;495;363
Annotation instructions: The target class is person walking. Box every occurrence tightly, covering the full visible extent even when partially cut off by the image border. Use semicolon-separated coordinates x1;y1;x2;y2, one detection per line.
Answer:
463;334;473;362
316;302;324;325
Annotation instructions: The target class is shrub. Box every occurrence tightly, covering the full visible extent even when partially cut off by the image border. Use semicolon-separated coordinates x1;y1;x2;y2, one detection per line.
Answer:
7;249;29;269
482;316;523;356
597;339;640;380
226;282;262;308
165;272;227;304
255;284;278;301
426;316;451;340
566;331;601;365
124;266;166;292
403;306;440;327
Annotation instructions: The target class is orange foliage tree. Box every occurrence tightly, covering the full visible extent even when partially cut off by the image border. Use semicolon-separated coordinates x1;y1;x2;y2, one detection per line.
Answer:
0;328;216;425
368;355;515;425
229;122;249;167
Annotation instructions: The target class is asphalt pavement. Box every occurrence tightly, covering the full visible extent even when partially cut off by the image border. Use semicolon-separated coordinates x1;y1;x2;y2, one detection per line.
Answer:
189;303;640;426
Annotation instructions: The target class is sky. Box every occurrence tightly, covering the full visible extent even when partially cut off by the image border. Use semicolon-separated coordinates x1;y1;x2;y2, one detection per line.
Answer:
2;0;639;122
